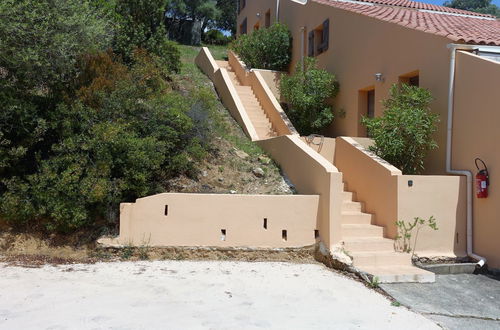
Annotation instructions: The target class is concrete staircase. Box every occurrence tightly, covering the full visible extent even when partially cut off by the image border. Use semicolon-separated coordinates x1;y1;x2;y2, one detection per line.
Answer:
216;60;277;139
341;185;435;283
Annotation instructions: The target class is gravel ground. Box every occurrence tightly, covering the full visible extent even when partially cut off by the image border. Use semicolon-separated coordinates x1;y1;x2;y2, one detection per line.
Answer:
0;261;439;329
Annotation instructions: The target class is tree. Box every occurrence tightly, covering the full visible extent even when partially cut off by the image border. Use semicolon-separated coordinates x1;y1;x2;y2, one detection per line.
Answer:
444;0;500;17
113;0;180;72
362;84;439;175
280;57;339;135
166;0;220;38
216;0;238;35
0;0;111;92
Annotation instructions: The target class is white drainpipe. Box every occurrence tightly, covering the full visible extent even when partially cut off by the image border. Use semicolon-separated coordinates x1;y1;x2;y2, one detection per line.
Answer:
276;0;280;22
446;43;486;267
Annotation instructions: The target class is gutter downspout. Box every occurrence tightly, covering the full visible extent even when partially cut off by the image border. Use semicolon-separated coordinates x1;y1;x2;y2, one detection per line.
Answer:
276;0;280;22
300;26;305;70
446;43;486;268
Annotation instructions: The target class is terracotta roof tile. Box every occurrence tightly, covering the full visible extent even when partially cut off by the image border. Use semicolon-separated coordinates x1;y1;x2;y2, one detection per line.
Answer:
312;0;500;45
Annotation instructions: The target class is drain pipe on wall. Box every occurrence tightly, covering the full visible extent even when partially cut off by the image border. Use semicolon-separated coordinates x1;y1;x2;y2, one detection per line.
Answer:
276;0;280;22
446;43;486;268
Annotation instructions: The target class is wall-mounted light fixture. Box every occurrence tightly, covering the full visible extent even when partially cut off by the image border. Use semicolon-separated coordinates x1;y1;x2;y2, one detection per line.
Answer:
256;12;261;18
375;73;384;82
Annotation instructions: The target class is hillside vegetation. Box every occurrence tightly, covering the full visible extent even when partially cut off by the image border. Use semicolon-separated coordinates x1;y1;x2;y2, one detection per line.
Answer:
0;0;291;246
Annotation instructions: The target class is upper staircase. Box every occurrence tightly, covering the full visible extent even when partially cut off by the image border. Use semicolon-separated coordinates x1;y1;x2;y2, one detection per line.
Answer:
341;184;435;283
216;60;277;140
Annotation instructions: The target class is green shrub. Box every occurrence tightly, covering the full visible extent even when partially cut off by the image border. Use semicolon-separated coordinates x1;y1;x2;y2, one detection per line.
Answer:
280;57;339;135
362;84;439;174
0;0;111;92
113;0;180;73
230;23;292;71
0;50;210;233
203;29;231;45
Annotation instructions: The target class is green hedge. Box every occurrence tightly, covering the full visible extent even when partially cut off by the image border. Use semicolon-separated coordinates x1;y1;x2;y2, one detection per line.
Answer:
230;23;292;71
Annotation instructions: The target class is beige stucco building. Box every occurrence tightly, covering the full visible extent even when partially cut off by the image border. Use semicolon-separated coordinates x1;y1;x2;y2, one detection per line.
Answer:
237;0;500;268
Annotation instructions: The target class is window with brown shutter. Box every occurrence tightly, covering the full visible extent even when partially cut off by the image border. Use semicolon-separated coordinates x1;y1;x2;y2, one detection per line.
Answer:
308;31;315;57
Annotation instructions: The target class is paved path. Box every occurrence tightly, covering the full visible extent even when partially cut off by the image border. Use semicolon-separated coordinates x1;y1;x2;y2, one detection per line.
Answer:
0;261;438;329
381;274;500;330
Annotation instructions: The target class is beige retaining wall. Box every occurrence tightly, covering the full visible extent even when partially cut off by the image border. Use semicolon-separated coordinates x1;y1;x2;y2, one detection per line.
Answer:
257;135;344;247
116;194;319;248
334;137;466;257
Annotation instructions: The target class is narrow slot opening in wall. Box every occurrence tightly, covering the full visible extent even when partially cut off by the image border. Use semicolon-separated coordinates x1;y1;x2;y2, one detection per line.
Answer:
263;218;268;230
314;230;319;239
221;229;226;241
282;230;287;241
164;205;168;216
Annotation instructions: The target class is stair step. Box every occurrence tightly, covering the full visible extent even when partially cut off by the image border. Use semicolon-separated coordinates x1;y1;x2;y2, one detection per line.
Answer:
343;237;395;252
342;191;356;202
342;201;364;212
350;251;412;268
341;212;372;224
341;224;383;237
358;265;435;283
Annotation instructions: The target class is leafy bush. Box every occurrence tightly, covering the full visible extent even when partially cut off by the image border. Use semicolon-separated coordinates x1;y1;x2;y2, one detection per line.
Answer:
203;29;231;45
113;0;181;73
280;57;339;135
0;0;111;92
1;50;208;232
362;84;439;174
230;23;292;71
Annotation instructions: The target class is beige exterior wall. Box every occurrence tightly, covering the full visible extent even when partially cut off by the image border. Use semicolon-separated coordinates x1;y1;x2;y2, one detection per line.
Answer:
238;0;456;174
257;135;344;247
453;51;500;268
334;137;466;256
117;193;319;247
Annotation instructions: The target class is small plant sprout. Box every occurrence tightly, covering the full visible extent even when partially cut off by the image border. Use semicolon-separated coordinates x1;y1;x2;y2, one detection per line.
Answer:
395;216;438;257
369;276;380;288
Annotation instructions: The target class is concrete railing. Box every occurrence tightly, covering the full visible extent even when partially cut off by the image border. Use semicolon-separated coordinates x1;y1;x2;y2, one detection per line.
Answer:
334;137;466;256
194;47;218;81
258;135;344;247
213;68;259;141
250;70;298;136
228;50;298;137
110;193;319;248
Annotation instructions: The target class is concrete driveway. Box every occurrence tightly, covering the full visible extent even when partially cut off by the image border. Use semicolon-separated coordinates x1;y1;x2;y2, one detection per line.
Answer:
0;261;438;329
381;274;500;330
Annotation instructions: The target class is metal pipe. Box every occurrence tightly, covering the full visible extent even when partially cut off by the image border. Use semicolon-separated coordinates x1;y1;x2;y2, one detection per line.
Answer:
276;0;280;22
446;43;489;267
300;26;305;70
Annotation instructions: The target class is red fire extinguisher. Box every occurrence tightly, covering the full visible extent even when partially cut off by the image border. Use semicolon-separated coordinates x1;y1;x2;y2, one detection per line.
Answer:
475;158;489;198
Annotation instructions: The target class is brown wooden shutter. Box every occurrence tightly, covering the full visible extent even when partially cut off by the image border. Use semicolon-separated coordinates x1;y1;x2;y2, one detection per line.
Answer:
322;19;329;52
308;31;315;57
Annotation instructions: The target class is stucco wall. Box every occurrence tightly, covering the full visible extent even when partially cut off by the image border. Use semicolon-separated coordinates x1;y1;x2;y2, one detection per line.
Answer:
453;51;500;268
334;137;466;256
117;194;319;247
253;69;282;100
257;135;344;247
238;0;454;175
300;136;336;164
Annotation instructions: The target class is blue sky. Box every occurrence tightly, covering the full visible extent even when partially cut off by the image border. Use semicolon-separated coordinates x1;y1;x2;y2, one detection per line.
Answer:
421;0;500;6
